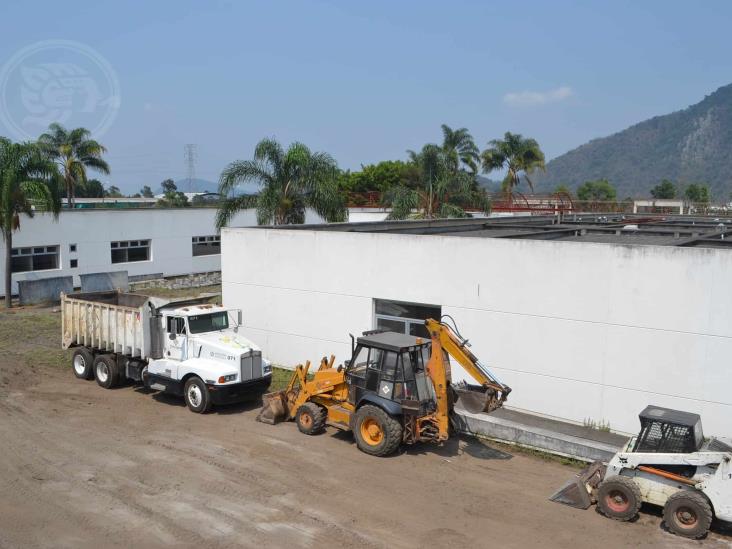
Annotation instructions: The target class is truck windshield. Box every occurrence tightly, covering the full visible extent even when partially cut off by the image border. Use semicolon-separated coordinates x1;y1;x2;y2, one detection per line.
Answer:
188;312;229;334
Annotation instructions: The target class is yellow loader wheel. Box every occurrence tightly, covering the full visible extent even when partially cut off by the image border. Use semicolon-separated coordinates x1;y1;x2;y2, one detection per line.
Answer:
296;402;326;435
353;405;402;457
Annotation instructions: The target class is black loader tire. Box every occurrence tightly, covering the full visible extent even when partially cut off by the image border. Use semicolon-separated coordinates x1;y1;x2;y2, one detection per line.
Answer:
663;490;713;539
296;402;326;435
93;354;119;389
353;404;403;457
597;475;642;521
71;347;94;380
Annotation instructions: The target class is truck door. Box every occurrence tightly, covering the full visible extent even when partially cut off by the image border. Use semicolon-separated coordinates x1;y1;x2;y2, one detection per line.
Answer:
165;316;187;361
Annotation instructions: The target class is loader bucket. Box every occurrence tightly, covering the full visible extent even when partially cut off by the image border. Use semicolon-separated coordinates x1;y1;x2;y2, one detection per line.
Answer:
256;390;288;425
549;461;606;509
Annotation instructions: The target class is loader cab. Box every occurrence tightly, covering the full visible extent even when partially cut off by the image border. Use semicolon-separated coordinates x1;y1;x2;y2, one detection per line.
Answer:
632;405;704;453
345;331;435;413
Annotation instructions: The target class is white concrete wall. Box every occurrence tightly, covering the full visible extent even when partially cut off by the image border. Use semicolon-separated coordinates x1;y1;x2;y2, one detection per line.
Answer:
222;227;732;436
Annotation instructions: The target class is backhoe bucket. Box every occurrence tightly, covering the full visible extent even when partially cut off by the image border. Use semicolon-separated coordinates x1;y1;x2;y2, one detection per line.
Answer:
549;461;606;509
256;390;289;425
454;383;505;414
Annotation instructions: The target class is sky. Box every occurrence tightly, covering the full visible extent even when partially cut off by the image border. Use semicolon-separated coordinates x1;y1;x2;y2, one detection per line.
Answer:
1;0;731;193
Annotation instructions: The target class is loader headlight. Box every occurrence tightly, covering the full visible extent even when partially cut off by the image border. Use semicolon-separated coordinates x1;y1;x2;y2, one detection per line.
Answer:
217;374;237;383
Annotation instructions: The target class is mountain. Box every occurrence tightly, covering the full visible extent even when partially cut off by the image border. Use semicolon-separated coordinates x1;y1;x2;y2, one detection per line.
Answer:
173;178;218;193
534;84;732;199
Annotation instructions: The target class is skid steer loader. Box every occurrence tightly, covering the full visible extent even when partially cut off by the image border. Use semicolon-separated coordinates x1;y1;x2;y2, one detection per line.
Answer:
550;406;732;539
257;317;511;456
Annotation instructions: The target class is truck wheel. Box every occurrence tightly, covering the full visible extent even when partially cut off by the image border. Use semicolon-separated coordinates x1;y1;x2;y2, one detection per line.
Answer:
353;404;403;457
184;377;211;413
93;354;118;389
71;348;94;380
596;476;642;521
663;490;713;539
296;402;326;435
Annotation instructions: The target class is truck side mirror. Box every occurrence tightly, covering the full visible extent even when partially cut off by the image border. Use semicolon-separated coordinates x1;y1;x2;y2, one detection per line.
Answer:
168;332;176;341
237;310;243;326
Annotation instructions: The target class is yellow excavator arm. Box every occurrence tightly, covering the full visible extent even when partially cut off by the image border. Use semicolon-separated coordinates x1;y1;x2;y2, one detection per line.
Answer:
424;318;511;439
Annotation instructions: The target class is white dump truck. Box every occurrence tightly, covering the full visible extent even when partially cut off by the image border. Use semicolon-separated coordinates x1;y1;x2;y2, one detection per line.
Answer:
61;291;272;412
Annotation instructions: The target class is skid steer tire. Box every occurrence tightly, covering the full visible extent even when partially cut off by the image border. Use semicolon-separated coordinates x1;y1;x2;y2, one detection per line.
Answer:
663;490;713;539
353;405;402;457
72;347;94;380
597;476;642;521
93;354;119;389
296;402;326;435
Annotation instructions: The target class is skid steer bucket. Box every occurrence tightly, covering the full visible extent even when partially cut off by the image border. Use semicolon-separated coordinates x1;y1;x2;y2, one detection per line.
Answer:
549;461;606;509
256;390;289;425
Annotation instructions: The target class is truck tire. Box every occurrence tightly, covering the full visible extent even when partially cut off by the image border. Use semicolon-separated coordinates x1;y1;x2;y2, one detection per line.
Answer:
663;490;713;539
353;404;403;457
296;402;326;435
184;377;211;413
93;354;118;389
71;347;94;380
596;475;642;521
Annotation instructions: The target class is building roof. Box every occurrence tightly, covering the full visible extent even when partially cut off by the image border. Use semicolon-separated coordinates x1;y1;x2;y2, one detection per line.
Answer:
261;214;732;249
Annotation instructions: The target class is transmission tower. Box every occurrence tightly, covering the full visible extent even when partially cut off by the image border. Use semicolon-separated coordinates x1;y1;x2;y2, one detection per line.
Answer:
184;144;197;192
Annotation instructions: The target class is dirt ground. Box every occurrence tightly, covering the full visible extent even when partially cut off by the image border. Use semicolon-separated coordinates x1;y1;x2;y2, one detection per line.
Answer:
0;307;730;549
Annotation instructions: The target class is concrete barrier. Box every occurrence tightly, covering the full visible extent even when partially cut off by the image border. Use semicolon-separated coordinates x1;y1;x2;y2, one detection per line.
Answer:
80;271;129;292
18;276;73;305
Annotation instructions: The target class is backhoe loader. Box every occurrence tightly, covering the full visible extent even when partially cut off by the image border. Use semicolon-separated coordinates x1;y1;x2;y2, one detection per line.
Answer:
257;317;511;456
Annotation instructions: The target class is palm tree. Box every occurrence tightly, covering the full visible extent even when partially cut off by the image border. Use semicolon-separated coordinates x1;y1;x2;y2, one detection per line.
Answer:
385;144;490;220
38;123;110;207
0;138;61;307
481;132;545;200
216;138;346;228
440;124;480;174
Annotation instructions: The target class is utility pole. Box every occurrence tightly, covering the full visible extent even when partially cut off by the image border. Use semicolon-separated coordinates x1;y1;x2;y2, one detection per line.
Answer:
184;144;197;193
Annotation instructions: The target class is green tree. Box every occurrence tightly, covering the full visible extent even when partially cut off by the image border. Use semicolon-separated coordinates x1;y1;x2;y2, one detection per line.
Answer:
384;144;490;220
76;178;105;198
684;183;710;203
0;138;61;307
160;179;177;194
37;123;110;207
576;179;616;202
105;185;123;198
481;132;545;198
553;184;572;197
140;185;154;198
650;179;677;199
216;138;346;227
440;124;480;174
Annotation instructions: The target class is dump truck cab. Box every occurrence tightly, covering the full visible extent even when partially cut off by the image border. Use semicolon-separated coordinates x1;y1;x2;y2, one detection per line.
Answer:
345;331;436;417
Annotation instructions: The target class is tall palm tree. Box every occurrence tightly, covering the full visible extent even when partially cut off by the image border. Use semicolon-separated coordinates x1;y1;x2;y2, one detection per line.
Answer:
38;123;110;207
216;138;346;228
481;132;545;199
386;144;490;220
440;124;480;174
0;138;61;307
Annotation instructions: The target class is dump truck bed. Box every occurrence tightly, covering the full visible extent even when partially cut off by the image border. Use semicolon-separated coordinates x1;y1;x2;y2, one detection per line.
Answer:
61;291;156;360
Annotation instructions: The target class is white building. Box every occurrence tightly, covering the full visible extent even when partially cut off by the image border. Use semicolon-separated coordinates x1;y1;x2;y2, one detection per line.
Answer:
221;215;732;436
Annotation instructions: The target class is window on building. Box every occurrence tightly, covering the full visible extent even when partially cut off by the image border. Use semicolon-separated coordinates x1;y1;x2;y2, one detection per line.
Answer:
373;299;441;338
192;235;221;256
70;259;78;268
69;244;77;253
111;240;150;263
10;245;60;273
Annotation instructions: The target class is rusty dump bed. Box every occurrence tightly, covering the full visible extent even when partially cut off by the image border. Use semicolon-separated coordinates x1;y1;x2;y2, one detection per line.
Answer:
61;291;156;360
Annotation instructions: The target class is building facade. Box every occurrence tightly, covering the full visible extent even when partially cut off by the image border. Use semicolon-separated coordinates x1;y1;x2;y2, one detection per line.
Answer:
221;219;732;436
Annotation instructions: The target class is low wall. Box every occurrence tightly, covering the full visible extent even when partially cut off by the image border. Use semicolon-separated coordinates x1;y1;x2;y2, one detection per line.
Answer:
130;271;221;291
80;271;129;292
18;276;73;305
